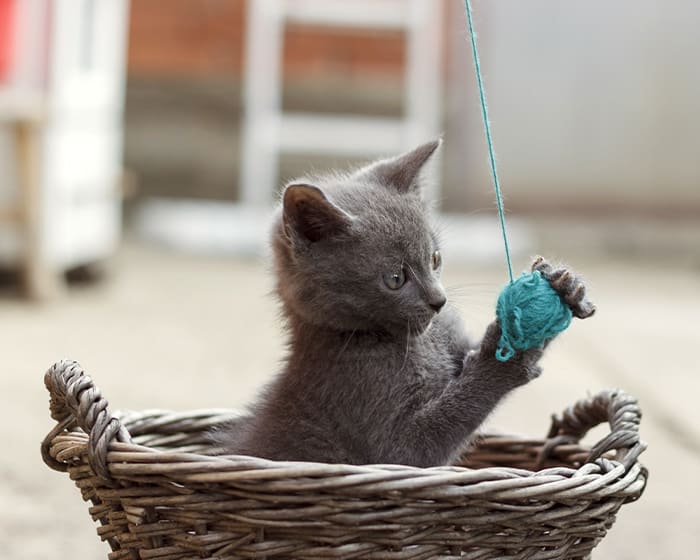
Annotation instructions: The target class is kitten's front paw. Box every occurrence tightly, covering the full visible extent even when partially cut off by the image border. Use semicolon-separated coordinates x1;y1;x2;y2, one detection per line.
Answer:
531;256;596;319
477;321;543;383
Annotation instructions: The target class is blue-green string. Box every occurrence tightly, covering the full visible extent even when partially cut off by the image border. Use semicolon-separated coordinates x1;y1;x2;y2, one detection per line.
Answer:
464;0;514;284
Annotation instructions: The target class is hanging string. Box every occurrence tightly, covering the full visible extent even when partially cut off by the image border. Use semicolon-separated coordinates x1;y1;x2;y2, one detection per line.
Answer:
463;0;513;283
462;0;577;361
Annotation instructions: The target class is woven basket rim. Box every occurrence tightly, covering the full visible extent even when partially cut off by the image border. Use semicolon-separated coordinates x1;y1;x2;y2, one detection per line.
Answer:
42;359;647;482
47;423;649;511
51;427;598;475
120;412;604;477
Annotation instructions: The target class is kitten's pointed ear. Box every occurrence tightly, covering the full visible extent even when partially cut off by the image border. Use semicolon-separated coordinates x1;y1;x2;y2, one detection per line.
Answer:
362;138;441;193
283;184;351;243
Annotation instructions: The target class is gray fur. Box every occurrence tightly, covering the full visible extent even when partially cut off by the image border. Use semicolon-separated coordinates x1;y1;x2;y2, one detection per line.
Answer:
213;140;594;466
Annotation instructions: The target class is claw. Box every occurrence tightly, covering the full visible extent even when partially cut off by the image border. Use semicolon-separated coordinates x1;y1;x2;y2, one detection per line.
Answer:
551;270;572;292
531;255;545;271
545;267;566;282
568;283;586;306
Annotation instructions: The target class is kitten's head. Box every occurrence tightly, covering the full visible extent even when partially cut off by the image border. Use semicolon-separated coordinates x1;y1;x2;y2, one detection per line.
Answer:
272;139;446;337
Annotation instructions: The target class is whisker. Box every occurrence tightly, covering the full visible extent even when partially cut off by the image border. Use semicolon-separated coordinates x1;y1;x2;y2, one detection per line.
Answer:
398;319;412;373
405;262;426;292
335;329;356;363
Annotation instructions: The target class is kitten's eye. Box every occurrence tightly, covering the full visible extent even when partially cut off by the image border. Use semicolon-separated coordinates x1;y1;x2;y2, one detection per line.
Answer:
383;268;406;290
431;250;442;270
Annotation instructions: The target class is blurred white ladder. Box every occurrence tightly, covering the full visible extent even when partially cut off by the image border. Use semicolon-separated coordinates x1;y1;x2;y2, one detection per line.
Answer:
138;0;535;261
240;0;444;206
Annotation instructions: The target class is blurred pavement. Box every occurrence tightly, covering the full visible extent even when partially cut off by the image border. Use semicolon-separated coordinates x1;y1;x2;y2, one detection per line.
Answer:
1;239;698;559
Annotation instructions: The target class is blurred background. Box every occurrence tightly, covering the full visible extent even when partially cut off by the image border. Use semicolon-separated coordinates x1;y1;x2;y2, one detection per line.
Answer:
0;0;698;558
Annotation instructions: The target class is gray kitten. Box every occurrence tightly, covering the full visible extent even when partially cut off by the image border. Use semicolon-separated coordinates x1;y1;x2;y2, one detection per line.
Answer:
214;140;595;466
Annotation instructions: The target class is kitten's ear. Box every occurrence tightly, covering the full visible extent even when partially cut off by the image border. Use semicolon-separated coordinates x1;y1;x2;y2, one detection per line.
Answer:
362;138;441;193
283;184;351;243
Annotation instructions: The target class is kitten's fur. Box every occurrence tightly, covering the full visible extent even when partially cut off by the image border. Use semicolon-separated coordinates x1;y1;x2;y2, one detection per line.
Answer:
214;140;594;466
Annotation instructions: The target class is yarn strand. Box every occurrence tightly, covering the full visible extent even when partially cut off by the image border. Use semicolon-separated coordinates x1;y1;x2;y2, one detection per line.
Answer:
463;1;575;362
464;0;513;283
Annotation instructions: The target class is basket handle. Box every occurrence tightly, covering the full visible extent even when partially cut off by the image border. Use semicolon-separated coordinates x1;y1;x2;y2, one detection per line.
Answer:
545;389;646;469
41;360;131;482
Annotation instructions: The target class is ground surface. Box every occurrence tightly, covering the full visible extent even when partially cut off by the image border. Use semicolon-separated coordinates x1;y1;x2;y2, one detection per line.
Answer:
1;240;698;559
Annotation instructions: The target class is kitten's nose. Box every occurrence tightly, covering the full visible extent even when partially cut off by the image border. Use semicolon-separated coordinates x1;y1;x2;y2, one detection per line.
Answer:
429;295;447;313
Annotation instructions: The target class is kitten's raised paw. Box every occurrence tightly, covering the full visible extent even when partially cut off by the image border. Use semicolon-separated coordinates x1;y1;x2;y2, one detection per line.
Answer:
531;256;596;319
477;320;544;382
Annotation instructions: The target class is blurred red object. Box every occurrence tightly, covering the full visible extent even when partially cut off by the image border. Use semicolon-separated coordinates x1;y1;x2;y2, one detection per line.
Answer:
0;0;14;82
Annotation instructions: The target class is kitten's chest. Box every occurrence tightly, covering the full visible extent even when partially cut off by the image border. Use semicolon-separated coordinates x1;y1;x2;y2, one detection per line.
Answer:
331;334;456;406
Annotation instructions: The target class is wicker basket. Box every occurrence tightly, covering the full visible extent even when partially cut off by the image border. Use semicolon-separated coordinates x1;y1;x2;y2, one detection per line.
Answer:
42;360;647;560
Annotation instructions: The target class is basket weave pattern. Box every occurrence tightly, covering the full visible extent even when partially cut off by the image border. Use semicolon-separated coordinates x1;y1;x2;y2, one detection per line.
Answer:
42;360;647;560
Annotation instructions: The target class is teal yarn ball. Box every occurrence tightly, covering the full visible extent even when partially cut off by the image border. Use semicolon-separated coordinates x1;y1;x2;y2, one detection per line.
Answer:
495;270;572;362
